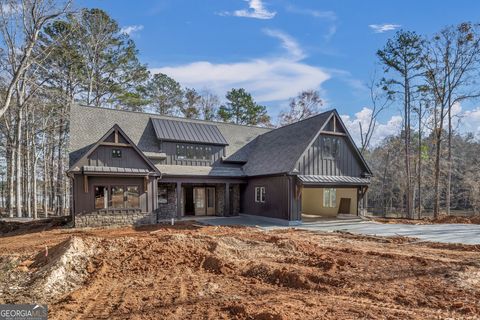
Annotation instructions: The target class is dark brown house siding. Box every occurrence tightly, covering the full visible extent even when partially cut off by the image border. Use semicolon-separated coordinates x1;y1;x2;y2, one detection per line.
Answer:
86;145;153;169
241;175;293;220
72;174;156;215
295;134;363;176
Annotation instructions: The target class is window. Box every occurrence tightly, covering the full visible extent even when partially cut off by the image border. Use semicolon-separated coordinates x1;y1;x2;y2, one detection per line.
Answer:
323;188;336;208
112;149;122;158
186;145;195;159
176;144;186;159
255;187;266;203
94;186;108;209
126;186;140;208
176;144;213;161
110;186;125;208
158;188;168;204
94;185;141;210
322;137;340;159
205;146;212;160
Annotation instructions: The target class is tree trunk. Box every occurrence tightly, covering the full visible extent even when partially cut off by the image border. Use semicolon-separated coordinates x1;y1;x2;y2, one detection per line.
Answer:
404;78;412;219
417;104;422;219
446;106;452;215
15;107;24;218
433;132;442;218
6;142;13;217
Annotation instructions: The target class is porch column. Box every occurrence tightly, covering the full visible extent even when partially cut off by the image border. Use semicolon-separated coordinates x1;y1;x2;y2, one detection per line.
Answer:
225;182;230;216
176;182;182;218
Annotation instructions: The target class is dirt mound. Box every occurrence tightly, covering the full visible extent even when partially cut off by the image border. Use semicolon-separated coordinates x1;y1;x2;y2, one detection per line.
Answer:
29;237;97;301
1;236;97;304
374;214;480;225
428;215;480;224
0;217;71;236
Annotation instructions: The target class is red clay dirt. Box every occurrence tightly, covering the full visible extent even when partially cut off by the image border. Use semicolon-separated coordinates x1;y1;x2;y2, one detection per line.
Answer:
373;214;480;225
1;223;480;319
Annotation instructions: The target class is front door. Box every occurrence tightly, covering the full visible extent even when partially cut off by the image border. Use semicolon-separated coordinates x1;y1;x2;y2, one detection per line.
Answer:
194;187;206;215
206;187;215;216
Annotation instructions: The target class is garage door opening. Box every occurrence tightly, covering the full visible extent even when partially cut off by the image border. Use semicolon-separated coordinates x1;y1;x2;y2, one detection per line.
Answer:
301;187;358;218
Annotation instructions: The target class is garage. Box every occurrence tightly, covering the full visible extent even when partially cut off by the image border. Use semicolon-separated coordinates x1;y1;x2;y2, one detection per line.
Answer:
301;187;358;217
297;175;370;219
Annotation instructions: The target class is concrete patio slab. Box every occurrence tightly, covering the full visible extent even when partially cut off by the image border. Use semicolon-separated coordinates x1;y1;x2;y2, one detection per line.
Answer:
200;214;480;245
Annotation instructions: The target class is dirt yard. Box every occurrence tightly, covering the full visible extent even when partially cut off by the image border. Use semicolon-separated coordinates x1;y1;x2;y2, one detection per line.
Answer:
1;223;480;319
374;214;480;225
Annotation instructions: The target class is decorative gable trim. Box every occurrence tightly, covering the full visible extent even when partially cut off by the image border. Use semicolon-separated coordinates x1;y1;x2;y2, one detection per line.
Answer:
67;124;161;176
290;110;373;175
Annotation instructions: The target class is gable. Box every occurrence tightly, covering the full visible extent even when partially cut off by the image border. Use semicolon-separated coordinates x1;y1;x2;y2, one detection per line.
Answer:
68;124;160;174
242;111;333;176
293;110;372;176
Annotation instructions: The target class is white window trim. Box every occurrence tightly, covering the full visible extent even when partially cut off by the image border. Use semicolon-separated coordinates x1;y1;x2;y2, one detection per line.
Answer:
255;187;266;203
323;188;336;208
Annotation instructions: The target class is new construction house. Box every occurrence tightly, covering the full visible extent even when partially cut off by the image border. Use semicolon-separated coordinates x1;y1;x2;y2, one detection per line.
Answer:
68;104;372;227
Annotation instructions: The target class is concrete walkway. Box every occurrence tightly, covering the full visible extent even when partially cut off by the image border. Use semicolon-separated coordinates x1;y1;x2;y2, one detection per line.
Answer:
200;215;480;245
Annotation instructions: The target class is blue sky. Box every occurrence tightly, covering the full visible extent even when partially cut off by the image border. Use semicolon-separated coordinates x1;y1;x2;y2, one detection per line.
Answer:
79;0;480;142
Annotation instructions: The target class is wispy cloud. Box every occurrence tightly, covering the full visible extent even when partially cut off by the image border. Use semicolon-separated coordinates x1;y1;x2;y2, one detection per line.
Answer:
286;5;337;41
263;29;305;60
150;30;330;103
286;6;336;20
120;25;144;36
369;24;401;33
219;0;276;20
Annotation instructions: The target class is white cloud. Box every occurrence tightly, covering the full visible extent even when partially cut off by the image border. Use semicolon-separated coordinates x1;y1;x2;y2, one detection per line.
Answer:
369;24;401;33
263;28;305;60
219;0;276;20
120;25;144;36
341;108;403;147
150;30;329;103
462;107;480;137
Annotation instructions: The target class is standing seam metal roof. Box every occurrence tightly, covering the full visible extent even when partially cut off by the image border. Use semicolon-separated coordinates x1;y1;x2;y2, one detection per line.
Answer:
151;118;228;145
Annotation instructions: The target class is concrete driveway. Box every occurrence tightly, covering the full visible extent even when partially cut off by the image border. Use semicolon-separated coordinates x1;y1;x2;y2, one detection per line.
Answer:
200;215;480;245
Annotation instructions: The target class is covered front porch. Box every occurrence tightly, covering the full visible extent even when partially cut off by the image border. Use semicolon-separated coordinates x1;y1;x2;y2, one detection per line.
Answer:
156;177;244;220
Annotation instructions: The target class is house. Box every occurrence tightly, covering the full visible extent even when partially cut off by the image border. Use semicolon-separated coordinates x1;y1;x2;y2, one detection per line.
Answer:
67;104;372;227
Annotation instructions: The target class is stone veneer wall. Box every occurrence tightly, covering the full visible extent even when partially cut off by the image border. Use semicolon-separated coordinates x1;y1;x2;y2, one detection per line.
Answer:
232;184;240;215
156;183;177;220
215;184;225;216
75;210;156;228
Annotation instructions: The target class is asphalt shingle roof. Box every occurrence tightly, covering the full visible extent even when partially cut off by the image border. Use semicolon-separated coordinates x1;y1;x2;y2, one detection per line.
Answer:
69;105;339;178
69;104;270;167
242;111;334;176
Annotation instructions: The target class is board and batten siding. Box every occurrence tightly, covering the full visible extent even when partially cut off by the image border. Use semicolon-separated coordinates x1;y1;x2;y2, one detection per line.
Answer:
295;134;363;177
86;145;151;169
158;141;225;167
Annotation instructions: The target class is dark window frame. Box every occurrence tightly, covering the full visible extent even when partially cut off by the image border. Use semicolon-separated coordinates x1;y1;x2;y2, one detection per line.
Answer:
93;184;142;210
322;136;340;159
175;143;214;161
112;149;122;158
